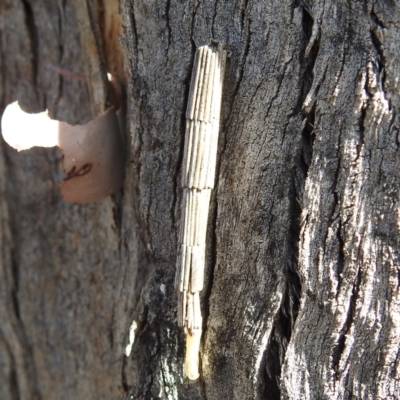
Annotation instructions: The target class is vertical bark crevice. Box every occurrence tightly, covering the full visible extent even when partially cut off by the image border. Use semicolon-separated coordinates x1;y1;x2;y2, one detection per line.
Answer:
259;5;320;397
200;189;219;385
226;19;252;124
370;9;385;29
357;101;367;161
211;0;220;39
201;84;230;394
331;267;362;374
20;0;41;107
300;104;316;172
111;193;124;238
369;28;387;100
189;1;200;54
335;220;345;296
9;242;20;322
127;0;139;70
20;0;37;78
264;280;301;399
298;4;320;112
240;0;250;30
165;0;172;58
9;362;20;400
295;3;318;176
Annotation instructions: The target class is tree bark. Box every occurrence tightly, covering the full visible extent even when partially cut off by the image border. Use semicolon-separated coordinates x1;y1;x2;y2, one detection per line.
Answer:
1;0;400;399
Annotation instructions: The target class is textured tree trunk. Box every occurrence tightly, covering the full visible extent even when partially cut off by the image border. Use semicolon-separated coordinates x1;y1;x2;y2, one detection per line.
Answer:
1;0;400;399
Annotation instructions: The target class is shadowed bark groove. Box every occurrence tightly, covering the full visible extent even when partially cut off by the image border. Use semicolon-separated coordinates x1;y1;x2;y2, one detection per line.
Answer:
1;1;400;399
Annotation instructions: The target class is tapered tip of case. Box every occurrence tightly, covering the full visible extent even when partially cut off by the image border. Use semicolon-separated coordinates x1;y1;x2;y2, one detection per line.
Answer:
184;328;202;380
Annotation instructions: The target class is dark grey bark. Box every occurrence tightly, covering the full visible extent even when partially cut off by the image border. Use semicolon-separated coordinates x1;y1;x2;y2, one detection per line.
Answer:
1;0;400;399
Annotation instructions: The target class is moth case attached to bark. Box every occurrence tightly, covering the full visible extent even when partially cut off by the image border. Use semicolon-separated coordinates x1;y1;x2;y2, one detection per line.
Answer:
177;42;227;380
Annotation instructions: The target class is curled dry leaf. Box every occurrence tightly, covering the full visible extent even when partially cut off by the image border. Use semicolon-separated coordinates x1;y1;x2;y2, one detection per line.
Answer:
58;107;125;203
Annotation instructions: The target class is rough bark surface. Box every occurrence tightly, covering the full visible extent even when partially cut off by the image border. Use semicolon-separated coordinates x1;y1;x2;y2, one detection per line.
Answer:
0;0;399;399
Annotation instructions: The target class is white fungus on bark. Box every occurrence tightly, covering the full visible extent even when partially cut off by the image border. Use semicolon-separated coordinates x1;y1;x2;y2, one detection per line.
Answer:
177;42;226;380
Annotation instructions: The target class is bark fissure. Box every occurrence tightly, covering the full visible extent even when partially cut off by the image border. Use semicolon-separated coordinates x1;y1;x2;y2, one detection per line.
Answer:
226;18;252;125
10;250;20;321
20;0;37;78
357;107;367;163
53;3;65;108
369;28;387;101
264;272;301;399
200;181;220;341
164;0;172;68
300;104;316;171
264;128;305;398
240;0;250;30
331;267;362;375
335;219;345;297
283;17;319;372
112;193;124;238
370;8;385;29
190;1;200;52
9;360;20;400
298;5;320;112
20;0;40;104
211;0;220;39
296;3;319;180
0;327;20;400
129;0;139;69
